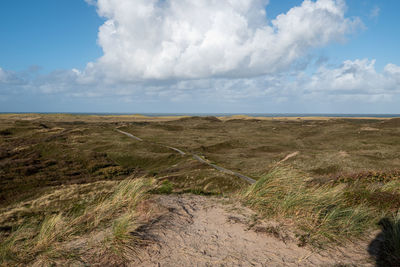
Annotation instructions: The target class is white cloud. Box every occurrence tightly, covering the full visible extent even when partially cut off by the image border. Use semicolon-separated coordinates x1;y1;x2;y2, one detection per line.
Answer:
0;68;5;82
1;59;400;112
84;0;97;6
4;59;399;104
0;68;13;83
385;63;400;75
83;0;361;82
304;59;400;96
0;68;26;86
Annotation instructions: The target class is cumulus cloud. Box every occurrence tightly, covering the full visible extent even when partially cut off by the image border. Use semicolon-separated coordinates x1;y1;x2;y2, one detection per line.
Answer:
4;0;400;112
83;0;361;82
306;59;400;95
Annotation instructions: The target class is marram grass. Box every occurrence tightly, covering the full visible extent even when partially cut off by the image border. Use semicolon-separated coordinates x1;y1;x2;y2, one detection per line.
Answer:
0;177;153;266
242;166;379;246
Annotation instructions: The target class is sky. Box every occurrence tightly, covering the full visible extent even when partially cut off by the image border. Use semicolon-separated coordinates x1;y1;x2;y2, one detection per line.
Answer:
0;0;399;114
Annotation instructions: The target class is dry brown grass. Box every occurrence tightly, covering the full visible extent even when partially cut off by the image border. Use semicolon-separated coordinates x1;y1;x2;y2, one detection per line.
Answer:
0;177;153;266
241;166;376;246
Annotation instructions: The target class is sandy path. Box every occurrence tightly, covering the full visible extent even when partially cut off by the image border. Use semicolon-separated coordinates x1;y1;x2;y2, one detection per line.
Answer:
116;129;256;184
131;195;372;267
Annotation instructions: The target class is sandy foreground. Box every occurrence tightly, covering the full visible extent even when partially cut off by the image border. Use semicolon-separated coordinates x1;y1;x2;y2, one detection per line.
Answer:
129;194;373;267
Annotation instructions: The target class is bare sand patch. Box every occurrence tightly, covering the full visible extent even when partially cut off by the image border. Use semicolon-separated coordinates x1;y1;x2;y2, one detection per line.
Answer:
338;151;350;157
360;127;380;131
218;115;391;121
277;151;300;165
130;194;372;266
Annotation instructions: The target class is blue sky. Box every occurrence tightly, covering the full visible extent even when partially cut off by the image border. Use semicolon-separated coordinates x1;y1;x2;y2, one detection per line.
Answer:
0;0;103;72
0;0;399;113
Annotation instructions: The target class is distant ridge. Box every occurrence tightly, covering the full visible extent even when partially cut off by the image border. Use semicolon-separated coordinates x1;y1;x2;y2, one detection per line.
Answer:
1;112;400;118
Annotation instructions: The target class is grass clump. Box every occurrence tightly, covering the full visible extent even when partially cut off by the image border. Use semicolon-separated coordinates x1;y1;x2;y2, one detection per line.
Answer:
35;214;65;251
242;166;375;246
152;180;174;194
0;177;153;266
112;215;133;242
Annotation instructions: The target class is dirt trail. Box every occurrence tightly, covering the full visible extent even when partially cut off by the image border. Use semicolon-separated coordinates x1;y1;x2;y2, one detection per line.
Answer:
131;195;372;267
116;129;372;266
116;129;256;184
116;129;143;141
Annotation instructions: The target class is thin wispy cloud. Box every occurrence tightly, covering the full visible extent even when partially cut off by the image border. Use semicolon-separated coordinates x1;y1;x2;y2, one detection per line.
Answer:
370;5;380;19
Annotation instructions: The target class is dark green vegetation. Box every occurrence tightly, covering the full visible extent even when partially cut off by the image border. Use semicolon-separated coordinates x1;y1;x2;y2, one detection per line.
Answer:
0;114;246;209
119;116;400;178
1;114;400;265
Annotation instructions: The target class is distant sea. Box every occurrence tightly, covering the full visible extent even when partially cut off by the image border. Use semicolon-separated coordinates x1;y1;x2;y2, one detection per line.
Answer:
140;113;400;118
1;112;400;118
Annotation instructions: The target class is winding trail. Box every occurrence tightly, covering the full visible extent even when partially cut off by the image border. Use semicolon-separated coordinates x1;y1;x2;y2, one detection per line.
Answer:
116;129;256;184
165;146;186;155
191;154;256;184
116;128;372;266
116;129;143;141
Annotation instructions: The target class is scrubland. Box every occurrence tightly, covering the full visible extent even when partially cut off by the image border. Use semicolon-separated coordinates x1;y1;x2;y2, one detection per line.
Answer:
1;114;400;265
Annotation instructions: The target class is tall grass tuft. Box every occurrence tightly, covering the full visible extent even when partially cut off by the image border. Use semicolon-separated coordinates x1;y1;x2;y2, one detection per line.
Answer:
0;177;153;265
35;214;66;251
242;166;375;245
70;177;152;233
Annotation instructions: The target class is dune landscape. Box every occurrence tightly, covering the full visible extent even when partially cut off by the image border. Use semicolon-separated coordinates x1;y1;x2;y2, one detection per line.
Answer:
2;0;400;265
1;114;400;265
